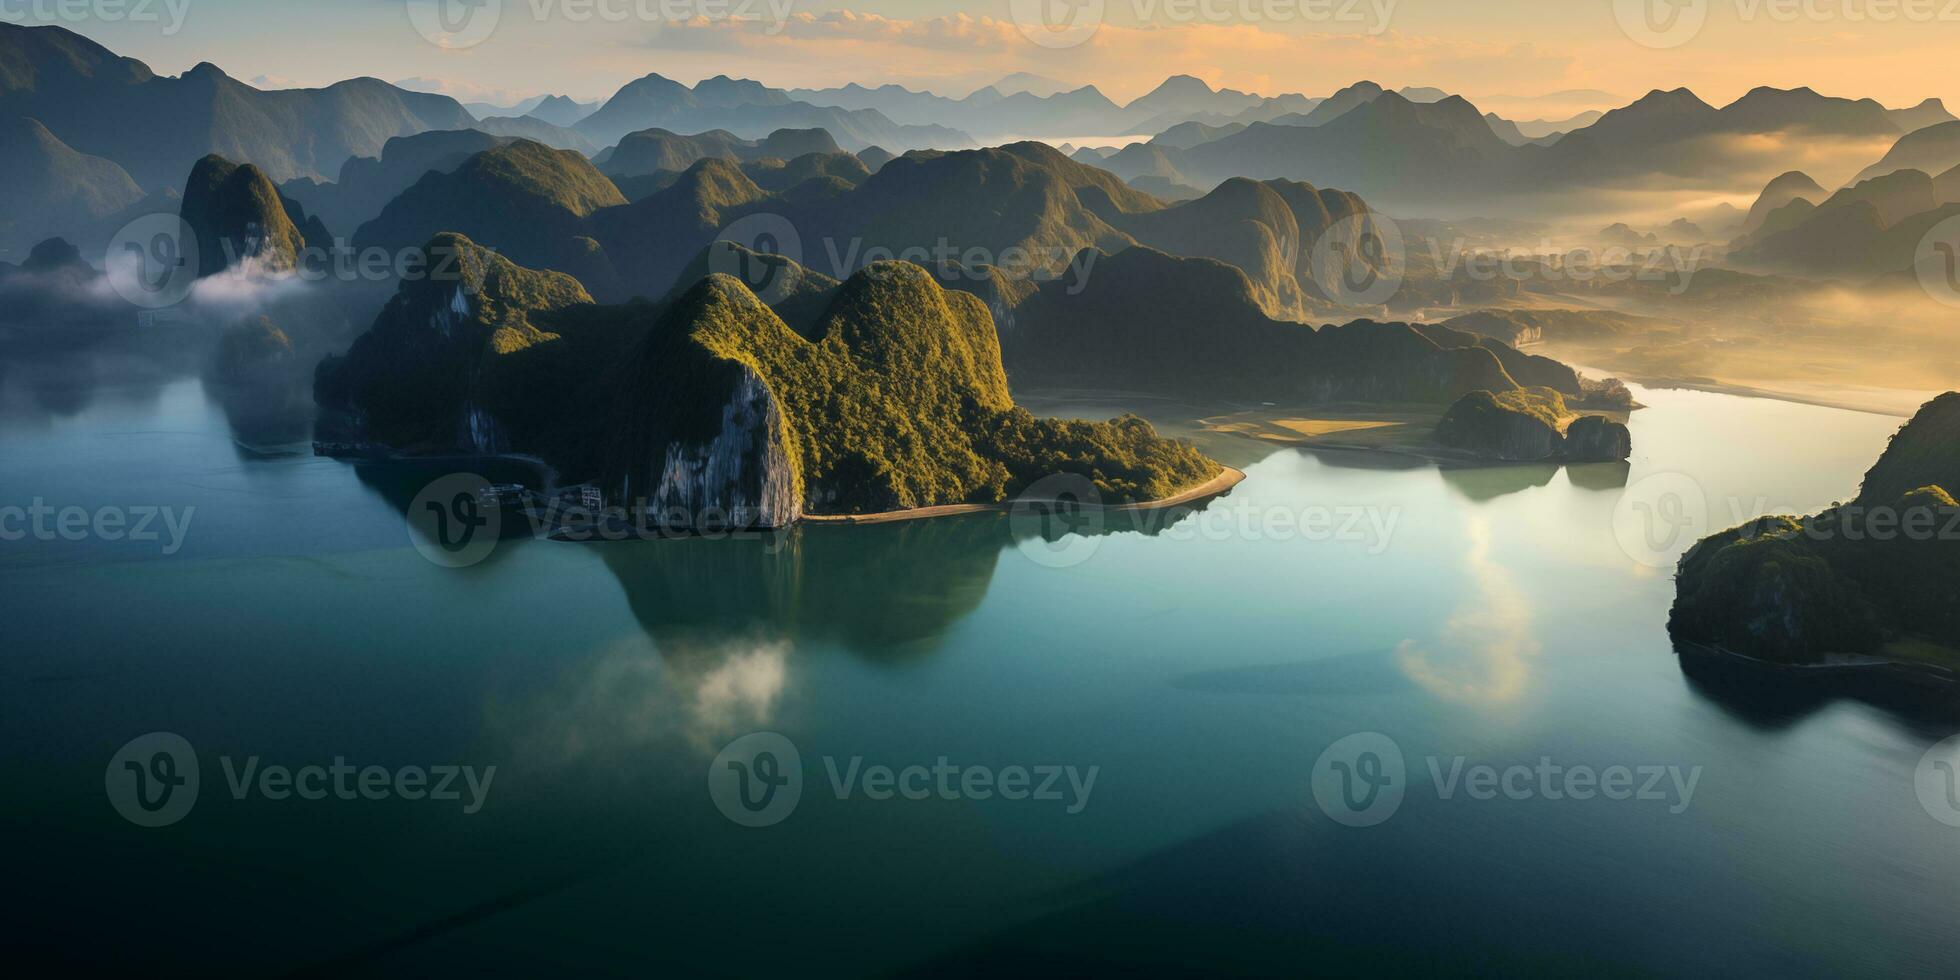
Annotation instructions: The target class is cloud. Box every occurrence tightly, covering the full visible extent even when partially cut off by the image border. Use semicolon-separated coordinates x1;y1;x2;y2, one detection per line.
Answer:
1395;515;1540;705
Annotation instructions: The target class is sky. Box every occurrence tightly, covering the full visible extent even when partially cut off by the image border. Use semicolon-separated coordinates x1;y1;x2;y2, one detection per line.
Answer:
19;0;1960;116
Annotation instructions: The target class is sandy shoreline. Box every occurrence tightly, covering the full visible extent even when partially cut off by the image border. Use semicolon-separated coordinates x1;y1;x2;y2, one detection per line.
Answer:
801;467;1248;527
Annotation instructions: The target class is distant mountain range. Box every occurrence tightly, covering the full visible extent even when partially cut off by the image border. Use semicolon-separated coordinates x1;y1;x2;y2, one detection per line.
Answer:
575;73;970;151
0;24;474;190
1730;166;1960;277
341;134;1397;323
1077;84;1937;214
8;20;1958;269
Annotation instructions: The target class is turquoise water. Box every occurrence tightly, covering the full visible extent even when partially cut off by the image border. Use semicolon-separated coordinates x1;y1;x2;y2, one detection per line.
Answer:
4;372;1957;976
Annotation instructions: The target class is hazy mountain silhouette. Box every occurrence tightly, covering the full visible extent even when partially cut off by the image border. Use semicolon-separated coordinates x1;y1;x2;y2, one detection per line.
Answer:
1887;98;1957;133
593;127;842;177
1741;171;1826;234
1854;120;1960;184
0;24;474;189
525;95;598;128
575;73;969;151
0;114;143;257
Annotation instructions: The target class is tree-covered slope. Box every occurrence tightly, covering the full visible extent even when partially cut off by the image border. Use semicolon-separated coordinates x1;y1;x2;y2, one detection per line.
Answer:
353;139;627;294
180;154;311;277
317;239;1219;524
0;24;474;189
314;232;597;452
1671;392;1960;665
0;114;143;257
952;245;1525;405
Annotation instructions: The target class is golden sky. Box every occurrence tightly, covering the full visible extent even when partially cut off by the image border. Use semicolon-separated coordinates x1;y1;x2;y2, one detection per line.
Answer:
42;0;1960;115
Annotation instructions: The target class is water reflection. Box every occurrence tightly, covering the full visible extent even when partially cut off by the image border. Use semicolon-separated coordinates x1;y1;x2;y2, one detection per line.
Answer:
1675;645;1960;733
1566;459;1633;492
1438;462;1559;502
1395;515;1539;704
598;517;1010;664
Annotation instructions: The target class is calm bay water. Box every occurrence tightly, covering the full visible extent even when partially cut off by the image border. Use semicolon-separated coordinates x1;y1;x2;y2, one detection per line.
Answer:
4;372;1957;976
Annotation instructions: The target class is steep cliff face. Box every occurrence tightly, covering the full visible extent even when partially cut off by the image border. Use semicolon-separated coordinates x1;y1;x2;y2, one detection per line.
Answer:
641;364;801;529
606;263;1213;519
606;279;807;528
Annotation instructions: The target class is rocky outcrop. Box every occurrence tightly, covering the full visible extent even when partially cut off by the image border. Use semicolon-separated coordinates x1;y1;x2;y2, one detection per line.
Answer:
1435;388;1633;462
180;154;310;277
321;243;1219;529
638;363;801;529
1670;392;1960;665
1563;415;1634;462
1435;389;1565;461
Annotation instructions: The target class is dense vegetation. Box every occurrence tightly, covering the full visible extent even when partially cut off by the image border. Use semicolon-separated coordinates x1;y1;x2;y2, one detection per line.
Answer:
1671;392;1960;664
314;232;596;451
180;154;310;276
318;238;1219;521
960;244;1526;405
1434;387;1632;462
353;140;627;294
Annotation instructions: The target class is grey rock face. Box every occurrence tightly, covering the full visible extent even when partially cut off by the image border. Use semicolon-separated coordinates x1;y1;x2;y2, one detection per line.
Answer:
642;363;801;529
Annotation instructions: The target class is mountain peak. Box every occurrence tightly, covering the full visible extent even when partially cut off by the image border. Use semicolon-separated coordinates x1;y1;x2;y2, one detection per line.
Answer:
1151;74;1214;94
